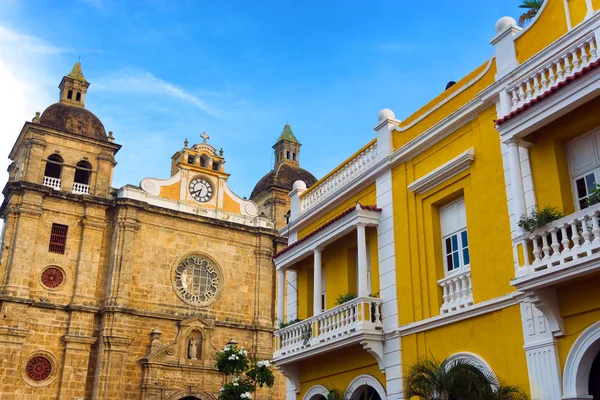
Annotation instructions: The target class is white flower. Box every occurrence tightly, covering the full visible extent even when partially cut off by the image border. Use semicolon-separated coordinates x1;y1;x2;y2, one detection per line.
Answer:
228;354;239;360
233;376;241;383
223;345;231;351
239;349;248;357
241;392;252;399
219;388;224;393
233;382;239;386
256;360;271;368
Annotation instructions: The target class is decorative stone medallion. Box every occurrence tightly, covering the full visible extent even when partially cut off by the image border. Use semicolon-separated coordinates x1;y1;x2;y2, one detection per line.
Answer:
172;254;221;306
41;267;64;289
26;356;52;382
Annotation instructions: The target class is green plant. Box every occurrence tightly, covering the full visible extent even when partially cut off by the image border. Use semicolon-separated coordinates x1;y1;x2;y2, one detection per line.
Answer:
518;0;544;27
215;344;250;376
404;356;529;400
278;318;301;329
587;184;600;207
215;344;275;399
326;388;348;400
517;206;565;233
246;360;275;388
300;323;312;345
335;292;357;305
369;291;380;298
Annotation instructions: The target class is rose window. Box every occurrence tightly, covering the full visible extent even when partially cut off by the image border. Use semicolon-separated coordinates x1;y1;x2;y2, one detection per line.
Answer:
25;356;52;382
173;255;220;306
41;267;64;288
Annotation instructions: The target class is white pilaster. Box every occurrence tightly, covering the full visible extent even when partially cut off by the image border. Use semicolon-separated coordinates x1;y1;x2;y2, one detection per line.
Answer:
313;248;322;316
277;269;285;323
286;270;298;322
520;301;563;400
374;109;401;161
289;181;307;222
357;224;369;298
490;17;522;80
506;139;527;234
586;0;594;18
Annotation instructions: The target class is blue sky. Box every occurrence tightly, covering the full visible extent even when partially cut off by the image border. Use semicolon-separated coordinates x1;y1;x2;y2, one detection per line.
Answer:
0;0;524;199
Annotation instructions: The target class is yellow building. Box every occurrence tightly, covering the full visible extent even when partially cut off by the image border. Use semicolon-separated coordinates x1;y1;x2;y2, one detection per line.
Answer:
271;1;600;399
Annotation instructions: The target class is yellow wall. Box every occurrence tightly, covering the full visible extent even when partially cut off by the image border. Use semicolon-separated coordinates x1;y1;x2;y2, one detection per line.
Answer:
556;274;600;370
401;304;529;392
298;345;384;398
527;96;600;214
298;183;377;239
392;105;514;325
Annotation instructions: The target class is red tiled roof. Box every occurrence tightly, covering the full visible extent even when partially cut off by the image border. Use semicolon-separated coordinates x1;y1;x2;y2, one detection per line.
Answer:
495;59;600;126
273;203;381;259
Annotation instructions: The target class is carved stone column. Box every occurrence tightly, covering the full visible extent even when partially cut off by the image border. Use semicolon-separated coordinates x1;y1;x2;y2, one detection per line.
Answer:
93;321;134;400
58;333;97;399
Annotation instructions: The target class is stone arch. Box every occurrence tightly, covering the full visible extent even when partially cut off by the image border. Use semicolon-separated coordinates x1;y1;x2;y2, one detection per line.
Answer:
165;390;216;400
302;384;329;400
446;352;498;384
563;321;600;398
346;374;386;400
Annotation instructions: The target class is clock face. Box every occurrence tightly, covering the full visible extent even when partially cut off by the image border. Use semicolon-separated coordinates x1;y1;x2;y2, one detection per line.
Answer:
189;177;213;203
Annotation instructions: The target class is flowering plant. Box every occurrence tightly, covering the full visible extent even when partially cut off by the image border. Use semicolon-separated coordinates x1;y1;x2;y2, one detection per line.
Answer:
215;344;250;375
246;360;275;388
218;376;255;400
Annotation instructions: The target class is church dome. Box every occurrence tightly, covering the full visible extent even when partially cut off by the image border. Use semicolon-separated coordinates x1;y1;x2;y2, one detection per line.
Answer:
39;102;108;142
250;162;317;199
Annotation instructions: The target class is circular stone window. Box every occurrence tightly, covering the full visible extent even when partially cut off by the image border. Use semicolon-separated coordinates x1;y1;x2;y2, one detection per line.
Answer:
21;351;58;387
41;267;64;289
172;254;222;306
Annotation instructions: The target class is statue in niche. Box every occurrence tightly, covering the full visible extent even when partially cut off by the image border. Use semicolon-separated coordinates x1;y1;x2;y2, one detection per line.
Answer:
188;336;198;360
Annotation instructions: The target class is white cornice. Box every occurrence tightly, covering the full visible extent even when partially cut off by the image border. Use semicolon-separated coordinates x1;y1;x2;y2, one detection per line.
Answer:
275;206;381;271
407;148;475;194
397;292;520;336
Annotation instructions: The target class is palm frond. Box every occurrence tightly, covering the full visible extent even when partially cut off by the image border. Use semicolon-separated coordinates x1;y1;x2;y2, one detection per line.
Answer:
518;0;543;10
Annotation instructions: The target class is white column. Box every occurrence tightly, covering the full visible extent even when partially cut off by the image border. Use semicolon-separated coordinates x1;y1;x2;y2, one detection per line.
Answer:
277;269;285;323
586;0;594;18
313;248;322;316
357;223;369;297
507;139;527;233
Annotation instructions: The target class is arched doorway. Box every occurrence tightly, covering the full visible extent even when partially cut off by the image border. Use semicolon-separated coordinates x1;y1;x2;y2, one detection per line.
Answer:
346;375;386;400
590;351;600;399
350;384;382;400
180;397;201;400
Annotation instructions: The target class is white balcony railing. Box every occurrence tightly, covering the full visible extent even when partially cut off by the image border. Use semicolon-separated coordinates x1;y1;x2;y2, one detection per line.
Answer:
43;176;61;190
300;142;377;214
515;202;600;279
274;296;383;359
72;182;90;195
506;33;598;116
438;269;474;314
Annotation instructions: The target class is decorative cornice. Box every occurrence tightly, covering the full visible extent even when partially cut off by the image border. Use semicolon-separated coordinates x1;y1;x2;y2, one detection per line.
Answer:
407;148;475;194
397;292;520;336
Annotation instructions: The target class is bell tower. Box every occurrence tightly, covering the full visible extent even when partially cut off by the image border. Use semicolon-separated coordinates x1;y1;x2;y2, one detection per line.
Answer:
273;124;301;167
58;62;90;108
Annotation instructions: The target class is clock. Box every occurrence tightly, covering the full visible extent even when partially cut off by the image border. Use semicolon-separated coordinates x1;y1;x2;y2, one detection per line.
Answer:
189;177;213;203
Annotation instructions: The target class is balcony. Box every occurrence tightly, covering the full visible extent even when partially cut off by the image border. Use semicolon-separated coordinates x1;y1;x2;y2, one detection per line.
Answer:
43;176;61;190
438;269;474;314
273;296;383;365
512;202;600;291
72;182;90;195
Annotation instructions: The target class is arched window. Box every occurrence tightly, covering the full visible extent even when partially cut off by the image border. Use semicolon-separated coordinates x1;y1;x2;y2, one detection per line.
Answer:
74;161;92;185
285;210;291;225
44;154;63;179
212;162;220;171
67;90;73;100
75;92;81;102
346;375;386;400
200;155;209;168
188;155;195;164
287;151;291;160
293;152;296;161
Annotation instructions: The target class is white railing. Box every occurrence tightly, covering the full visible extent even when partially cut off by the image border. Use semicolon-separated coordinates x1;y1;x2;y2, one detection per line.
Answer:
516;203;600;277
72;182;90;195
43;176;61;190
506;34;598;115
274;296;382;358
300;142;377;213
438;269;474;314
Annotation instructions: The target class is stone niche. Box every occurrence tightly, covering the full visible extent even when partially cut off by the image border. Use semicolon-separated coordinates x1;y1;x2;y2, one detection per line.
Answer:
140;317;222;400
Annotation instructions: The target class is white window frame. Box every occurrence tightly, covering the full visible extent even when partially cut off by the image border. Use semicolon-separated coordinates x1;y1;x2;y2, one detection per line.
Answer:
440;198;470;276
567;128;600;211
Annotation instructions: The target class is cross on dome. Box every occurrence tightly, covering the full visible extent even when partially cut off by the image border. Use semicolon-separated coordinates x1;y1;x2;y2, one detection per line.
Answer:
200;131;210;143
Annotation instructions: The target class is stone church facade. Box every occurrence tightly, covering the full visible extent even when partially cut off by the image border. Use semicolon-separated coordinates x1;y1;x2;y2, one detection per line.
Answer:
0;63;291;399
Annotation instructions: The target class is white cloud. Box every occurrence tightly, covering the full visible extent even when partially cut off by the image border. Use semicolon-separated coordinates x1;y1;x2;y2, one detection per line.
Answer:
0;25;61;227
94;70;221;118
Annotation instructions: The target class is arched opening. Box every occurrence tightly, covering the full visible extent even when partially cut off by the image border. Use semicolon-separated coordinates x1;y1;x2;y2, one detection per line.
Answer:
73;161;92;195
350;385;382;400
75;92;81;102
43;154;63;189
188;154;195;164
285;210;291;225
67;90;73;100
302;384;329;400
212;161;220;171
179;397;201;400
346;375;386;400
590;351;600;398
200;155;209;168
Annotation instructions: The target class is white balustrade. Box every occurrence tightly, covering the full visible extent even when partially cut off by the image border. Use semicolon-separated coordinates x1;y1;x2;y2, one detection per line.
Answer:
72;182;90;195
300;142;377;213
43;176;61;190
438;269;474;314
516;203;600;276
274;296;382;358
507;34;598;115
